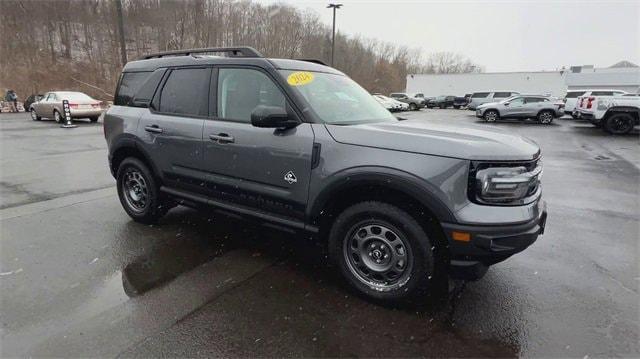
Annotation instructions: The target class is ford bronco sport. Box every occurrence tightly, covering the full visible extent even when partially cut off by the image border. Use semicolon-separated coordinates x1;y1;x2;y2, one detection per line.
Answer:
104;47;547;302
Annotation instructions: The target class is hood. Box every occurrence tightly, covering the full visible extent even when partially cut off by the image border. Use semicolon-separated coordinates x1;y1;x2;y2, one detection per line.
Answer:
325;120;540;161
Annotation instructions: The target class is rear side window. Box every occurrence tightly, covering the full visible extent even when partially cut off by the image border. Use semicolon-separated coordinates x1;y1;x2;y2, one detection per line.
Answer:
565;91;585;98
493;92;512;98
525;97;545;103
115;72;151;106
131;69;166;107
471;92;489;98
590;91;614;96
158;68;210;116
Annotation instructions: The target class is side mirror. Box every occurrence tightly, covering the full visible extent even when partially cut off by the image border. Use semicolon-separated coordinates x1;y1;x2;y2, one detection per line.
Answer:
251;105;299;129
504;102;510;106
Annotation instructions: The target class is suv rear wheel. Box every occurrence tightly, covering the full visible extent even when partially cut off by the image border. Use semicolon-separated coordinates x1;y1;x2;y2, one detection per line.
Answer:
537;110;554;124
116;157;171;224
409;103;417;111
603;113;634;135
329;201;435;302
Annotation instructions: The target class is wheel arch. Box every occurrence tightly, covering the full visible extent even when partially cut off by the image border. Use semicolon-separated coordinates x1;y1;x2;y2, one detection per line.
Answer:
308;170;455;250
109;137;162;182
603;106;640;121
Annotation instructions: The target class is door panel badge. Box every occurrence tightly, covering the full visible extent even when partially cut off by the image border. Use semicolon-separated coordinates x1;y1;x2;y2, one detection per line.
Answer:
284;171;297;184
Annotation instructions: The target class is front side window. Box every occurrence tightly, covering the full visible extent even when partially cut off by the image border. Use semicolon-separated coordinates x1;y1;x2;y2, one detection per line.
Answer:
159;68;210;116
509;97;525;105
472;92;489;98
217;68;286;123
281;70;397;125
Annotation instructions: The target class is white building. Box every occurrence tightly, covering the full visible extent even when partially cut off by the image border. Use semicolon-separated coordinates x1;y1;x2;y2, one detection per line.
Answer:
406;61;639;97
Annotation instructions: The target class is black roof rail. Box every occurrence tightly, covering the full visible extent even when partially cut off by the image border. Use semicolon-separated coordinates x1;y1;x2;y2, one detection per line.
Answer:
296;59;329;66
140;46;263;60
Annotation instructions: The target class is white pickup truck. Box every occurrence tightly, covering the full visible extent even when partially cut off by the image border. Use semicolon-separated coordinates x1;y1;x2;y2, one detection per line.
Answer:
576;93;639;134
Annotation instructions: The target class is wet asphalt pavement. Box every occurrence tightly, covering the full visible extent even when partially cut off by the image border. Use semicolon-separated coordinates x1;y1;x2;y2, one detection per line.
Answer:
0;111;638;357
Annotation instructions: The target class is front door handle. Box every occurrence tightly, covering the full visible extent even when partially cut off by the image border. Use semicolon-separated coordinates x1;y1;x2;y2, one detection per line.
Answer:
209;133;235;143
145;125;163;133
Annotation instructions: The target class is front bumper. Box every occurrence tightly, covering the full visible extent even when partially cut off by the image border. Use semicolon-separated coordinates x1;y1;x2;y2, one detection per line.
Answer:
441;200;547;280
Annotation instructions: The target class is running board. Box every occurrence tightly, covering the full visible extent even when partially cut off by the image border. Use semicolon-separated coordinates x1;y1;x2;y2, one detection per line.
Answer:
160;186;318;233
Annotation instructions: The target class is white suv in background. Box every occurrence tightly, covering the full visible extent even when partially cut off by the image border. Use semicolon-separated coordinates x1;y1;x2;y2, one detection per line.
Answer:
467;91;519;110
564;89;627;118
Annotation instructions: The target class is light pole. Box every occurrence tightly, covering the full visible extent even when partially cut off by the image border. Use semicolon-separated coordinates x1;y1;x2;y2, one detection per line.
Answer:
327;3;342;67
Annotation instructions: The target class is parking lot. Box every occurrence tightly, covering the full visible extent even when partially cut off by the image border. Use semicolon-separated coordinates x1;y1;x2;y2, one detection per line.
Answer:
0;110;638;357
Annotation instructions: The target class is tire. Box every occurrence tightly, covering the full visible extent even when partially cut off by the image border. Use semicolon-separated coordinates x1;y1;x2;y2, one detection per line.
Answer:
483;109;499;122
409;103;417;111
53;110;63;123
328;201;436;302
30;108;41;121
439;104;445;109
89;116;99;123
537;110;554;124
116;157;170;224
603;113;635;135
453;105;460;109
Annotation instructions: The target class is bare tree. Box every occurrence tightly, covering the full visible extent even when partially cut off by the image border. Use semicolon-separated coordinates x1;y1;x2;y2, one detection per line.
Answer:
0;0;483;100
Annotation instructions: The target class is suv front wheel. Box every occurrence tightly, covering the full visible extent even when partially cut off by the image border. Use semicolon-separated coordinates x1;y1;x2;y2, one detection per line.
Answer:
329;201;435;302
116;157;171;224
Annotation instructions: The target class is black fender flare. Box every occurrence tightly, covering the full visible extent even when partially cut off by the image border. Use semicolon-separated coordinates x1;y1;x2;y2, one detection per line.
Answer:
108;135;162;180
307;167;457;224
604;106;640;118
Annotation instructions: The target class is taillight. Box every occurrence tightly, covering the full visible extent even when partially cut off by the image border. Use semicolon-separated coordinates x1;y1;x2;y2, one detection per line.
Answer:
586;97;595;109
91;103;100;108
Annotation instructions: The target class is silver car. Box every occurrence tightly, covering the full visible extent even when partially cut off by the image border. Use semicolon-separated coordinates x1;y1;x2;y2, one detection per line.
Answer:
475;95;564;124
468;91;519;110
30;91;103;123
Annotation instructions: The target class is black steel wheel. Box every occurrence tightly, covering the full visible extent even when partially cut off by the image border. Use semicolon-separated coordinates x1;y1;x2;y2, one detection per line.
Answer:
329;201;436;302
116;157;170;223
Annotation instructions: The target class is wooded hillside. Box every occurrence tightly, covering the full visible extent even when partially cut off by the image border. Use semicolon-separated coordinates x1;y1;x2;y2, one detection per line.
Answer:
0;0;482;101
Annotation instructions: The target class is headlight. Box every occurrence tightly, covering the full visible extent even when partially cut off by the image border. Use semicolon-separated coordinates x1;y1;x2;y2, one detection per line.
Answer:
470;159;542;205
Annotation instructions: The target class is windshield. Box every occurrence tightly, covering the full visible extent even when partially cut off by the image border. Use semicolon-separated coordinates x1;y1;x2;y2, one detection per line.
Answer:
281;70;396;125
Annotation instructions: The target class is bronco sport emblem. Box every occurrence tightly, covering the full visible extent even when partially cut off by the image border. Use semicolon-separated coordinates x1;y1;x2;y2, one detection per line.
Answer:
284;171;297;184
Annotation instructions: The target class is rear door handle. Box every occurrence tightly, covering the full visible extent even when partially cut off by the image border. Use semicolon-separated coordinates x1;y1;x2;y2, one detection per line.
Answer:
209;133;235;143
145;125;163;134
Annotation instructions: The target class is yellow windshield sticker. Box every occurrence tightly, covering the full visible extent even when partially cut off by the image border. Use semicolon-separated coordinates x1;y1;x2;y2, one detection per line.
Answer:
287;71;314;86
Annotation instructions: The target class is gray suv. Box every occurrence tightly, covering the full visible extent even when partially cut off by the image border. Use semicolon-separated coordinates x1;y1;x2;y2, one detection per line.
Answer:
104;47;547;302
475;95;564;124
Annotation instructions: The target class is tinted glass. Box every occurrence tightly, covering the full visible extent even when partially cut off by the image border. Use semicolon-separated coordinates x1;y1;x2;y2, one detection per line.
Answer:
590;91;613;96
218;68;285;123
116;72;151;106
565;91;586;98
132;69;165;107
525;97;544;103
159;68;210;116
493;92;512;98
472;92;489;98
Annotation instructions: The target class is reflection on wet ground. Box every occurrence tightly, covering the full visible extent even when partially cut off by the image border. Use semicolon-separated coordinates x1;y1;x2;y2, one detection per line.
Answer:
113;207;518;357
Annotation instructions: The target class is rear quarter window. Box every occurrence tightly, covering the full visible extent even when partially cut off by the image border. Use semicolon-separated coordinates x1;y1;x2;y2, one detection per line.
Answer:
565;91;586;98
115;72;152;106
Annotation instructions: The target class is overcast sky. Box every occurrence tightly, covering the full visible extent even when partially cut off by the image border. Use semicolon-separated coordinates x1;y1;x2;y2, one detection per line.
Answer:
256;0;639;72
